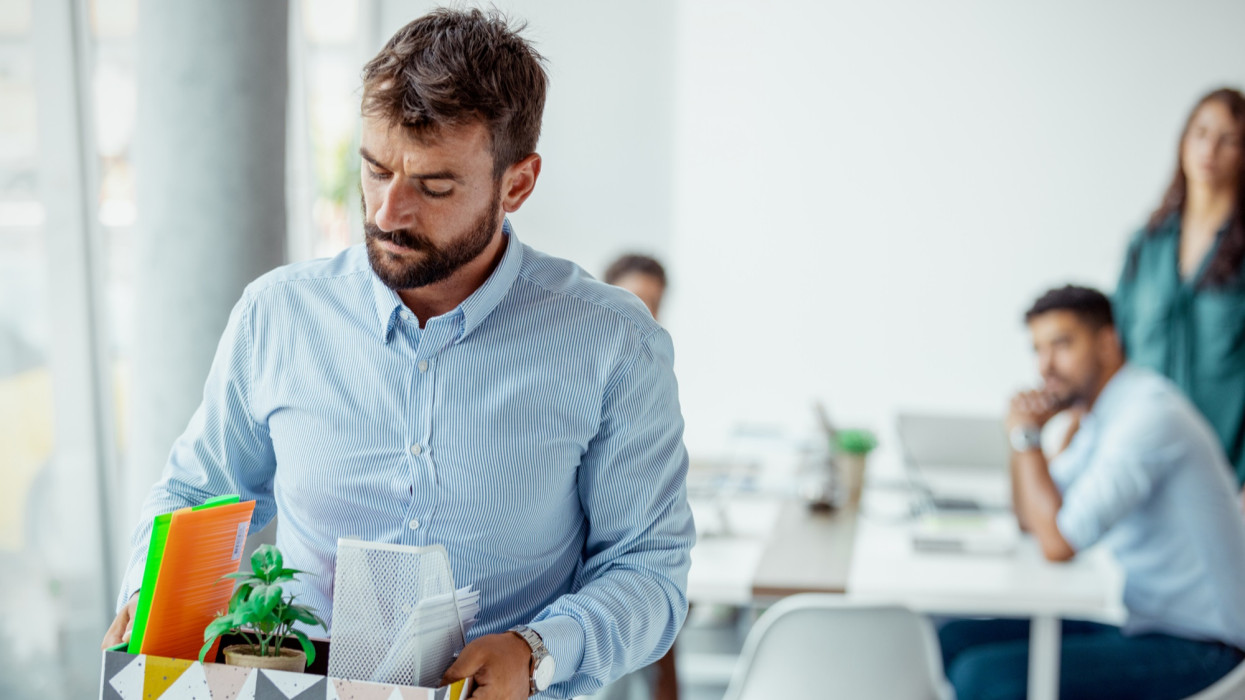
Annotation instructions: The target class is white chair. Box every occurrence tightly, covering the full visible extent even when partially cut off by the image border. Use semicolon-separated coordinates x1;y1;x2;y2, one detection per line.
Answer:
1184;660;1245;699
723;594;953;700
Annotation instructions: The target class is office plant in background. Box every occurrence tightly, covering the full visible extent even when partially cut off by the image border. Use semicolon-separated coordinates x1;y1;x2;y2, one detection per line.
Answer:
199;544;326;672
836;429;878;507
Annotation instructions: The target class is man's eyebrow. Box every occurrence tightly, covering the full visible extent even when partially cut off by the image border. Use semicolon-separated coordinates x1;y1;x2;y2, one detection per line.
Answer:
358;147;459;182
359;147;383;168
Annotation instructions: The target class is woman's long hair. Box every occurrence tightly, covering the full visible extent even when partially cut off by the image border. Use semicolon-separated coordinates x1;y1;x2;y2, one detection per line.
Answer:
1147;88;1245;287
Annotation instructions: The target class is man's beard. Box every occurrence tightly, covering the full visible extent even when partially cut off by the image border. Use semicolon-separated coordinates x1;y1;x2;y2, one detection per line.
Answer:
1044;369;1097;409
364;187;503;290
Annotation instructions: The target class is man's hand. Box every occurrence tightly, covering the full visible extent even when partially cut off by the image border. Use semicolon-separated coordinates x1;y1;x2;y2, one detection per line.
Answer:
440;632;532;699
1007;389;1061;433
101;593;139;649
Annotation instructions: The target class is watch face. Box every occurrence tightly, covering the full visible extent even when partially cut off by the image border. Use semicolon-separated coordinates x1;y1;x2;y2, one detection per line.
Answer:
533;656;555;691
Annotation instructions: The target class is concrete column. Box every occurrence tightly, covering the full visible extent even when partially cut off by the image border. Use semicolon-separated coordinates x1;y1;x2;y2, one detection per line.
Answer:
128;0;289;517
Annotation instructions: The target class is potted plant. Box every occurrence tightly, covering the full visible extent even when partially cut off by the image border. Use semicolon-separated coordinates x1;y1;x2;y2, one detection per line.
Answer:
835;429;878;507
199;544;326;672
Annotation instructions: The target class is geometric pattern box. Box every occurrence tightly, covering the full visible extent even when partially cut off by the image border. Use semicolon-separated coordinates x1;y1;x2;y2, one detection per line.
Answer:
99;650;470;700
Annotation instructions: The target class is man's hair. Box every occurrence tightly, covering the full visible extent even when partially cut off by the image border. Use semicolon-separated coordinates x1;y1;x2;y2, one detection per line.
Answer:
603;254;667;287
361;8;547;177
1024;285;1114;330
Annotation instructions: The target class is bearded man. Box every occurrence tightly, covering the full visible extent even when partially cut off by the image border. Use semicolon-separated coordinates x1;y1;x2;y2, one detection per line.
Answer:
102;10;694;699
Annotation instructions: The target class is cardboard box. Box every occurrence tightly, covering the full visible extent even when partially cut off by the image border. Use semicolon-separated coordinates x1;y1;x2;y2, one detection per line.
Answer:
99;636;469;700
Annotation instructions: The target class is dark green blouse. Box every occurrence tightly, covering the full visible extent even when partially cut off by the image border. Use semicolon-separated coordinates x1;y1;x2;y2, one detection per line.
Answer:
1114;214;1245;486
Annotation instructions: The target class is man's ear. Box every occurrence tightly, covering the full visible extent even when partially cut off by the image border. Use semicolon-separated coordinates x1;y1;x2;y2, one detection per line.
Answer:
500;153;541;213
1098;325;1123;361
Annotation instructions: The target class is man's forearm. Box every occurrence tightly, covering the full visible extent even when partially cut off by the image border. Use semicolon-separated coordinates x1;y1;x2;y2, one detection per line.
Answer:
1011;448;1075;561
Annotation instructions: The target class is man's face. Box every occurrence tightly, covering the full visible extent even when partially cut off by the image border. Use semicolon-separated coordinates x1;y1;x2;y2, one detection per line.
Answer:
1027;311;1111;407
359;116;503;290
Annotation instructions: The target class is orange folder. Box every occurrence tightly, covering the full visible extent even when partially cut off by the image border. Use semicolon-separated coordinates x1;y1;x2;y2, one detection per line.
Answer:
137;499;255;661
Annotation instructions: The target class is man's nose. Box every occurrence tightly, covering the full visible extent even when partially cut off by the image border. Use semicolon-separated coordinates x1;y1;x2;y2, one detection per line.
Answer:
1037;351;1054;376
374;182;416;232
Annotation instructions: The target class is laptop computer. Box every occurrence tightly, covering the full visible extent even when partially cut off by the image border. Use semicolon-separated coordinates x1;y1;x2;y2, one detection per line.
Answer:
896;412;1011;513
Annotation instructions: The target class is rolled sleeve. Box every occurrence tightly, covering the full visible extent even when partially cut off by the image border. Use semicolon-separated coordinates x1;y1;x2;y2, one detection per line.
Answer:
1055;409;1180;552
529;328;696;698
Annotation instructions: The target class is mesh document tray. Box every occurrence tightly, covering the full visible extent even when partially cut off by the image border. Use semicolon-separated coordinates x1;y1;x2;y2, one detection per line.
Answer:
328;540;467;687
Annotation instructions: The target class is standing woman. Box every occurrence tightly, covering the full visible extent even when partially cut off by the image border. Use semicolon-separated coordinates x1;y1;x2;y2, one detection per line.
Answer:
1115;88;1245;488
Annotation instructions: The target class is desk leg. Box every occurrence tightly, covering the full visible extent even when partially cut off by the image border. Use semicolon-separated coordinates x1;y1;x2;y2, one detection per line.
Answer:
1028;614;1061;700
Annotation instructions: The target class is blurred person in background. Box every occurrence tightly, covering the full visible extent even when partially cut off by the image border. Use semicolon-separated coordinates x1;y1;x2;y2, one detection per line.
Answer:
604;254;666;319
1114;88;1245;494
941;285;1245;700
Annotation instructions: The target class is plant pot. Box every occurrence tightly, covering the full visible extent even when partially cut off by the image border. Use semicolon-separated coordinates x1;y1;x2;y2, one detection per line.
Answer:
222;644;307;672
837;453;868;507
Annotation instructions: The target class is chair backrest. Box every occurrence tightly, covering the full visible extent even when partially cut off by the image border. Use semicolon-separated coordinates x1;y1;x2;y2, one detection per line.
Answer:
723;594;952;700
1183;659;1245;700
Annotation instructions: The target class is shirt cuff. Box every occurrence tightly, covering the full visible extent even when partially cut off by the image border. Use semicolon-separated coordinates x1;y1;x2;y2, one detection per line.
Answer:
527;615;585;686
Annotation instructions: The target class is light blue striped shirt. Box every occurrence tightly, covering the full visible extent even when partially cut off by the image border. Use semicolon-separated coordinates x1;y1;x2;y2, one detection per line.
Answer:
119;222;696;697
1051;364;1245;650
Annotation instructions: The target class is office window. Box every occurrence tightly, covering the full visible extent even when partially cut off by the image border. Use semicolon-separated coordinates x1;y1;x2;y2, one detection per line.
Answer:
0;0;132;696
290;0;366;262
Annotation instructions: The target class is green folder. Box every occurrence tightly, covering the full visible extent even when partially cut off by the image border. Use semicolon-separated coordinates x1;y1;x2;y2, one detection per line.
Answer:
126;494;241;654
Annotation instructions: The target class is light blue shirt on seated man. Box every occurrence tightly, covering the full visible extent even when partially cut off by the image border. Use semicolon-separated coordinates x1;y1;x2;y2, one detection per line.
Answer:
118;221;696;697
1051;364;1245;650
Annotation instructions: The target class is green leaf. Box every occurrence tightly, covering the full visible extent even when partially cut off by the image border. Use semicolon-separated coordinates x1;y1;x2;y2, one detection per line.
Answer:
241;585;282;620
288;604;326;630
229;583;254;611
251;544;283;579
290;629;316;666
198;637;218;664
203;613;240;641
246;583;272;602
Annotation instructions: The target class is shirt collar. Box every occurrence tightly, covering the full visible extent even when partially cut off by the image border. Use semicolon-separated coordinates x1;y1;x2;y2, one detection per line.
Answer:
368;218;524;343
457;218;523;342
369;261;405;343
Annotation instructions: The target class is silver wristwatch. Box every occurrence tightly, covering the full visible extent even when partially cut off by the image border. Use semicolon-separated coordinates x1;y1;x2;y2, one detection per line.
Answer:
509;624;554;695
1010;424;1042;453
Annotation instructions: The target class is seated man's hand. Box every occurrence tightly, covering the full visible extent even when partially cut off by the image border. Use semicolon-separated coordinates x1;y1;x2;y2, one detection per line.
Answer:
440;631;532;699
1007;389;1060;433
101;593;139;649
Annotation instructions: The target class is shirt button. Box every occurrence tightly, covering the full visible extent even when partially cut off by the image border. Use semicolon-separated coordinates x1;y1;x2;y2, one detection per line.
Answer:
408;518;420;530
409;444;422;456
418;360;429;373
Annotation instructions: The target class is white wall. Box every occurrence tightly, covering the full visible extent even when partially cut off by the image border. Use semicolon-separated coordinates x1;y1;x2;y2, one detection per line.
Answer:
667;0;1245;452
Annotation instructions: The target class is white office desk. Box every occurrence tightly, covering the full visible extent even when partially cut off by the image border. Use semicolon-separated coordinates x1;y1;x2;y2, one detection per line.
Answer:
686;496;783;606
848;488;1124;700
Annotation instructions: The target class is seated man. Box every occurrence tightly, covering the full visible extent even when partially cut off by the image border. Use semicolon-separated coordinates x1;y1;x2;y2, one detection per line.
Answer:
603;254;666;319
940;285;1245;700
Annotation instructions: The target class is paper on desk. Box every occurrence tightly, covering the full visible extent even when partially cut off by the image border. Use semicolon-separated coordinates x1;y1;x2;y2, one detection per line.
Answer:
329;540;475;687
911;512;1020;555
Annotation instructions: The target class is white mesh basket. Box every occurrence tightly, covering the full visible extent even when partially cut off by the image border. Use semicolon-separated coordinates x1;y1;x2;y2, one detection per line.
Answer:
328;540;466;687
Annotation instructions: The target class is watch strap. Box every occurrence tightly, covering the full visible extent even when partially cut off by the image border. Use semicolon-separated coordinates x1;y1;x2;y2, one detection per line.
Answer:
509;624;550;695
1010;424;1042;453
